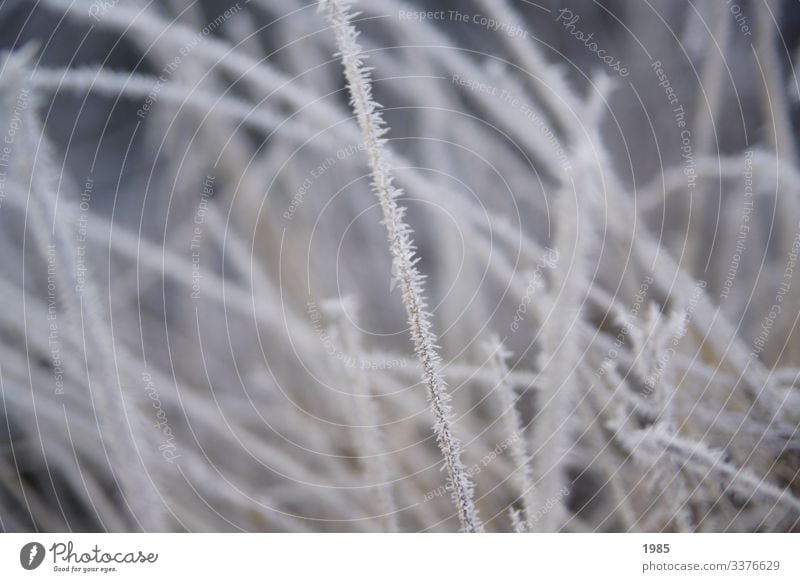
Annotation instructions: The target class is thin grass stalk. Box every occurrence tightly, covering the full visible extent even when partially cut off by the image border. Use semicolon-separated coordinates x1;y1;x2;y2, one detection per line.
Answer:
320;0;482;532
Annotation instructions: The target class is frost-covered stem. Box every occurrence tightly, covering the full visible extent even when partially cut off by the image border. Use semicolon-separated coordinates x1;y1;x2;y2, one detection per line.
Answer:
368;0;563;177
529;189;580;531
475;0;579;140
324;300;399;532
527;89;606;528
619;426;800;516
692;0;729;158
485;339;537;526
321;0;482;532
31;67;325;150
754;1;797;161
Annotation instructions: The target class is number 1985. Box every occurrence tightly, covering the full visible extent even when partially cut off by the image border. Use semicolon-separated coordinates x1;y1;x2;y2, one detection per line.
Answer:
643;544;670;554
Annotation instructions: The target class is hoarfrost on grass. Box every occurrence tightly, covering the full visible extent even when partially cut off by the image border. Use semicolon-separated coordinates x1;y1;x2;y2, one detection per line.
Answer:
0;0;798;532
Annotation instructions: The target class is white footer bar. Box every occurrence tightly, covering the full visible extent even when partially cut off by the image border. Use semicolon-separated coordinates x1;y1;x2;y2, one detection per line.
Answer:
1;533;796;581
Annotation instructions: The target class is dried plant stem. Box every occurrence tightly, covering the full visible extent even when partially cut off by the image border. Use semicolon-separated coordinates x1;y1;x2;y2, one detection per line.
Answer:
620;425;800;516
325;302;399;532
754;1;797;161
475;0;579;140
486;339;537;529
321;0;482;532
